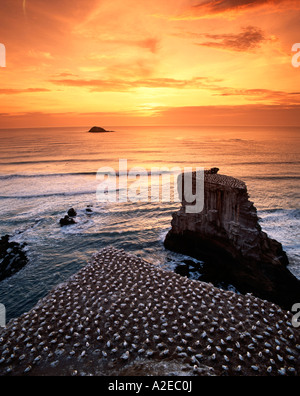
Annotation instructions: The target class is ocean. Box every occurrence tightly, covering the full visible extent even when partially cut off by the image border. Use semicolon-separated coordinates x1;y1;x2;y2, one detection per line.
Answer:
0;125;299;321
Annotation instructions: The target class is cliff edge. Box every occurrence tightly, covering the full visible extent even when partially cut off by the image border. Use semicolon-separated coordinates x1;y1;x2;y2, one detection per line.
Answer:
164;170;300;310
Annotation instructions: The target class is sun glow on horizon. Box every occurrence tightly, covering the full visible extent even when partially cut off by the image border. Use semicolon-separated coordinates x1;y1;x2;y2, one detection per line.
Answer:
0;0;299;127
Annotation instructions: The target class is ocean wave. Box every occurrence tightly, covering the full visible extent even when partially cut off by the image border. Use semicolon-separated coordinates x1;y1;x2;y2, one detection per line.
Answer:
0;169;183;181
230;161;300;166
259;208;300;215
0;172;99;180
0;158;108;165
259;208;300;224
244;176;300;181
0;156;206;166
0;190;99;199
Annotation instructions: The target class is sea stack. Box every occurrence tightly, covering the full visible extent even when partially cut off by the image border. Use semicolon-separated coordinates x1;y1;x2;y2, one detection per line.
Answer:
164;169;300;310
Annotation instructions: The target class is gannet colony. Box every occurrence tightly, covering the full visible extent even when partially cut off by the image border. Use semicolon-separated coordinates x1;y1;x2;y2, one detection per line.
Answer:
0;247;299;376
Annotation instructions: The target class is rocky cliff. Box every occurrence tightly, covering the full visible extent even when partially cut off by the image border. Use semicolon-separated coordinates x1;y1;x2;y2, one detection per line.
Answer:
164;170;300;310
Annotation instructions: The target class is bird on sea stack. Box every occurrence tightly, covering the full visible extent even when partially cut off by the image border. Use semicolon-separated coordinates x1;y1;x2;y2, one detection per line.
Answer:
0;247;299;376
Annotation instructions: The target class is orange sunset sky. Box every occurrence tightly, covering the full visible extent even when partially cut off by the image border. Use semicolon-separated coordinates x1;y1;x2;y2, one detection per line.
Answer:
0;0;300;127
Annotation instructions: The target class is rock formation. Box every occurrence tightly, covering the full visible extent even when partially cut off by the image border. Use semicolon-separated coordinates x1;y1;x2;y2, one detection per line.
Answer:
89;126;112;133
0;235;28;282
164;170;300;310
59;208;77;227
174;259;203;278
59;215;76;227
67;208;77;218
0;247;299;376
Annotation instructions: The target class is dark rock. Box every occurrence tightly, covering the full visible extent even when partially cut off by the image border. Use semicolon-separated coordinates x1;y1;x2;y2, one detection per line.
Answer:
207;167;220;174
0;235;28;281
174;260;203;279
67;208;77;217
174;264;190;277
59;215;76;227
89;126;112;133
164;170;300;310
182;259;202;270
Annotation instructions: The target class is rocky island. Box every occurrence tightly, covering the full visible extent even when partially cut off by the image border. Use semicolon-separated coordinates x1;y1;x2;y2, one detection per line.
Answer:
0;247;299;376
88;126;113;133
164;169;300;310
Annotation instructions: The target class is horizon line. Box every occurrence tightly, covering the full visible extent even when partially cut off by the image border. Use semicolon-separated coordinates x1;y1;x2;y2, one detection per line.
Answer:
1;124;300;130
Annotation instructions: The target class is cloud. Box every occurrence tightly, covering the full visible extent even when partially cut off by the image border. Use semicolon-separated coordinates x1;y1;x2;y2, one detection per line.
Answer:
0;88;51;95
215;87;300;104
82;36;161;54
51;72;79;78
174;0;300;19
194;26;267;52
0;109;153;128
101;37;160;54
136;38;160;53
49;76;216;92
49;75;300;105
27;50;54;60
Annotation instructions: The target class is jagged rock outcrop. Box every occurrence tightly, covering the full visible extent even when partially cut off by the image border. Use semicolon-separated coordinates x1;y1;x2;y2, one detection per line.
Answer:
59;215;76;227
0;235;28;281
59;208;77;227
164;170;300;310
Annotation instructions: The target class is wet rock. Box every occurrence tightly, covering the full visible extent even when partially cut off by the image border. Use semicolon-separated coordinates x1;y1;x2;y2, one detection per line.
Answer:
0;235;28;281
182;259;202;270
67;208;77;217
175;260;203;279
174;264;190;277
59;215;76;227
207;167;220;174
